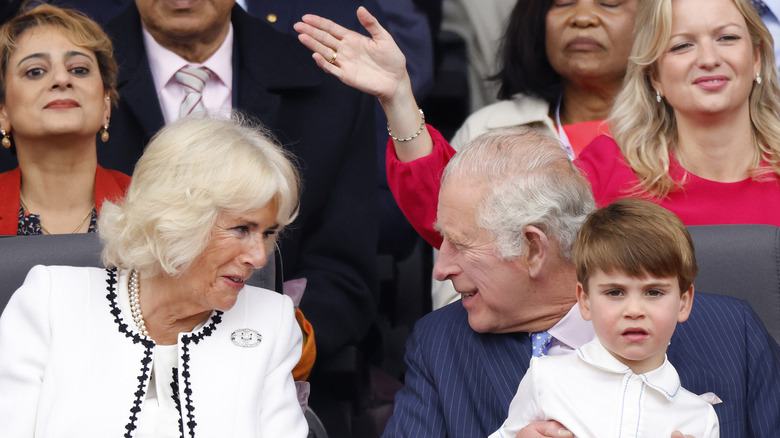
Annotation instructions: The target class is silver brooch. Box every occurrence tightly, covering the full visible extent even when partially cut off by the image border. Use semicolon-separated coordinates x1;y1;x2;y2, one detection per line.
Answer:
231;329;262;347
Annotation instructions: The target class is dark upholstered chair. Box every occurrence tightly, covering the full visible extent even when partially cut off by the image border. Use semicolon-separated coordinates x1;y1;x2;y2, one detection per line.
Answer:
688;224;780;344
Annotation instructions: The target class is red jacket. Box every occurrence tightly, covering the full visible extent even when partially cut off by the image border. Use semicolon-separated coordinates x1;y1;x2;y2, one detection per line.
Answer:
0;166;131;235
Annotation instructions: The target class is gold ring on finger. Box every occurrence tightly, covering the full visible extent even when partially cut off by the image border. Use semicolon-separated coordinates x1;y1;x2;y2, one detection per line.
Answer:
328;51;338;64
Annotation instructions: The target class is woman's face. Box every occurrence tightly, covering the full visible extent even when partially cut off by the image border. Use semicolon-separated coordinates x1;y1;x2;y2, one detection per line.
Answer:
182;204;280;313
545;0;638;86
651;0;760;120
0;25;110;142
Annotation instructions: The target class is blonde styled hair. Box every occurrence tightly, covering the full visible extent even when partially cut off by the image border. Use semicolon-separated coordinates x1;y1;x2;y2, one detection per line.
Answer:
0;4;118;104
99;114;300;276
609;0;780;197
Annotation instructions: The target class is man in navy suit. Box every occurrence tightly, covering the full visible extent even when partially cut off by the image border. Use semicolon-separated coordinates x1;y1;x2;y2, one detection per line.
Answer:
382;127;780;438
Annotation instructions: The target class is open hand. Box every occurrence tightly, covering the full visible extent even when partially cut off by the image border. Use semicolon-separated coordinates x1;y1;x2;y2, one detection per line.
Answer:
294;7;409;103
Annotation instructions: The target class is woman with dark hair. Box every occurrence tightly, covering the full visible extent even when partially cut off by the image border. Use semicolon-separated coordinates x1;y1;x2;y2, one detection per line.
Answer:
469;0;633;156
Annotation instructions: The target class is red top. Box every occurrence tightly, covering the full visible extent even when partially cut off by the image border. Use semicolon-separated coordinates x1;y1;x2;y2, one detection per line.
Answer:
576;135;780;226
0;166;131;235
386;125;454;248
387;128;780;250
563;120;610;158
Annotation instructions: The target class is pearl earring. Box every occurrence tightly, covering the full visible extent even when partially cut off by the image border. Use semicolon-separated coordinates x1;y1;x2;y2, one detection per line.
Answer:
756;73;763;85
656;90;662;103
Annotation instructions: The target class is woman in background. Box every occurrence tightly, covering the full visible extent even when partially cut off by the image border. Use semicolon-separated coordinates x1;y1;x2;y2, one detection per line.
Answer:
0;4;128;235
577;0;780;225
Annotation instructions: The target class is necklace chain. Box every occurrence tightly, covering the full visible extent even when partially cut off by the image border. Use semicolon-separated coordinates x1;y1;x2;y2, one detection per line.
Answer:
129;270;149;337
19;193;94;234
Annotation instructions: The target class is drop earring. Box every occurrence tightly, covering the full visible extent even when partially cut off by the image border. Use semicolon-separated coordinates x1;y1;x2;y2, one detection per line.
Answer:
656;90;662;103
101;124;109;143
1;129;10;149
756;73;763;85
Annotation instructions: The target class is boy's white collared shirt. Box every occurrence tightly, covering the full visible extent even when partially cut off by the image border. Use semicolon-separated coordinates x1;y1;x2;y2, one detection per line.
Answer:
490;338;720;438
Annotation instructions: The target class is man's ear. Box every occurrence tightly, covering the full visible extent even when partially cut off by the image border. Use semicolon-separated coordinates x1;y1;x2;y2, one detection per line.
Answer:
523;225;549;278
577;282;592;321
677;284;694;323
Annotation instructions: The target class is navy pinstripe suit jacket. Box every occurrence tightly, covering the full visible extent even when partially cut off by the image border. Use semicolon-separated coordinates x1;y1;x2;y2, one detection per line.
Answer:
382;293;780;438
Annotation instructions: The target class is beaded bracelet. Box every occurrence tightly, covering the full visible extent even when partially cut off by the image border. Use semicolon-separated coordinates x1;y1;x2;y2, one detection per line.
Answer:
387;108;425;142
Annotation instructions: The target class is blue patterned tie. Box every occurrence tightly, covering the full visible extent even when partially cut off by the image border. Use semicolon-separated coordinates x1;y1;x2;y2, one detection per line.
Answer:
531;332;554;357
752;0;770;16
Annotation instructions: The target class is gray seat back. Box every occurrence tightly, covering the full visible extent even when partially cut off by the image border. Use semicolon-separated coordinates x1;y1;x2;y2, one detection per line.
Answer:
688;224;780;344
0;233;275;314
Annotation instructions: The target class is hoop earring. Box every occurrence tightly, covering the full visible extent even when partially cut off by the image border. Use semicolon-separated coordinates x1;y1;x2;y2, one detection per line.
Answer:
1;129;10;149
756;73;762;85
656;90;662;103
101;124;109;143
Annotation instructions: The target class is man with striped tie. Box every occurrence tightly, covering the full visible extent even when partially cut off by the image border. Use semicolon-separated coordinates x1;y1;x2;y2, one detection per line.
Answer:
382;127;780;438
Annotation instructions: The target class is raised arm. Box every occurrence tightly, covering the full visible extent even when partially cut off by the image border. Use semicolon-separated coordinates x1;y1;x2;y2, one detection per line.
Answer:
294;7;433;162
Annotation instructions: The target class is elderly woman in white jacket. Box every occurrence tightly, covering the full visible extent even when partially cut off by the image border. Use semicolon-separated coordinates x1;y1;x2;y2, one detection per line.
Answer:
0;115;307;437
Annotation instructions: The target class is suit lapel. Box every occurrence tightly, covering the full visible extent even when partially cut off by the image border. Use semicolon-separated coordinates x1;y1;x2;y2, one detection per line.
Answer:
119;65;165;139
230;6;320;128
109;4;166;139
477;331;532;406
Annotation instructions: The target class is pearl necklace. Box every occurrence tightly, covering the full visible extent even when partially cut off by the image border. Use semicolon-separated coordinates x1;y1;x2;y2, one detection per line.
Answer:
128;270;149;337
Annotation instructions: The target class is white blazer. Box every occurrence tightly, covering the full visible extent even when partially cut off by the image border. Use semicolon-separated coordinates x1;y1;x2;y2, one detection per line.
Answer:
0;265;307;438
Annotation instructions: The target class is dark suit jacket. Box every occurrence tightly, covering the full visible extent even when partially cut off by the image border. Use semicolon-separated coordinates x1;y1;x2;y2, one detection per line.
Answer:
100;4;378;359
382;293;780;438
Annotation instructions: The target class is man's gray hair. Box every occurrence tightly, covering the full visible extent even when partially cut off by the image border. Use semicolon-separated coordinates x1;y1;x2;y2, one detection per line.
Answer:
441;126;596;262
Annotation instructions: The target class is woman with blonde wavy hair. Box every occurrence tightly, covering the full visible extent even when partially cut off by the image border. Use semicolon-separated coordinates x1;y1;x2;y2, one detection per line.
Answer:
0;115;309;437
577;0;780;225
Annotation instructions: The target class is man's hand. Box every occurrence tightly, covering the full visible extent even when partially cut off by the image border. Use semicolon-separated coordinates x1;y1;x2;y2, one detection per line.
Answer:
516;420;574;438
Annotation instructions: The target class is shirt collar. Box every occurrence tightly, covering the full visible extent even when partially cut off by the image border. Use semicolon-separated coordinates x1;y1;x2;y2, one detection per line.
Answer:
577;338;682;401
142;24;234;92
547;304;596;349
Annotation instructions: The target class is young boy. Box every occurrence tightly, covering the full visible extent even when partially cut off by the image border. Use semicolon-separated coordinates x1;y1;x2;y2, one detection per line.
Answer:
490;199;719;438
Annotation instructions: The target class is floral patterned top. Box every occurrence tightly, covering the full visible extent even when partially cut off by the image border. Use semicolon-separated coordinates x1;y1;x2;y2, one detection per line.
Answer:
17;204;98;235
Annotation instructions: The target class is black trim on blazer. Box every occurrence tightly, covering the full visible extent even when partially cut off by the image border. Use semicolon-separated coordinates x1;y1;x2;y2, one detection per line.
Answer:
104;268;154;438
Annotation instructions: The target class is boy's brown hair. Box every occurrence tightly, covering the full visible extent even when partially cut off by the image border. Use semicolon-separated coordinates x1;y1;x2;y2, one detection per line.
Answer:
574;199;697;293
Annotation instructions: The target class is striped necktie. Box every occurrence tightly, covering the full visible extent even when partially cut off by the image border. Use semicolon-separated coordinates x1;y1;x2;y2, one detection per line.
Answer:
175;66;211;118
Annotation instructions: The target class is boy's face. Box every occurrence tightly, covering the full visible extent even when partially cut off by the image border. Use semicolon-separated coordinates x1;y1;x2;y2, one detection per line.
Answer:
577;269;694;374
